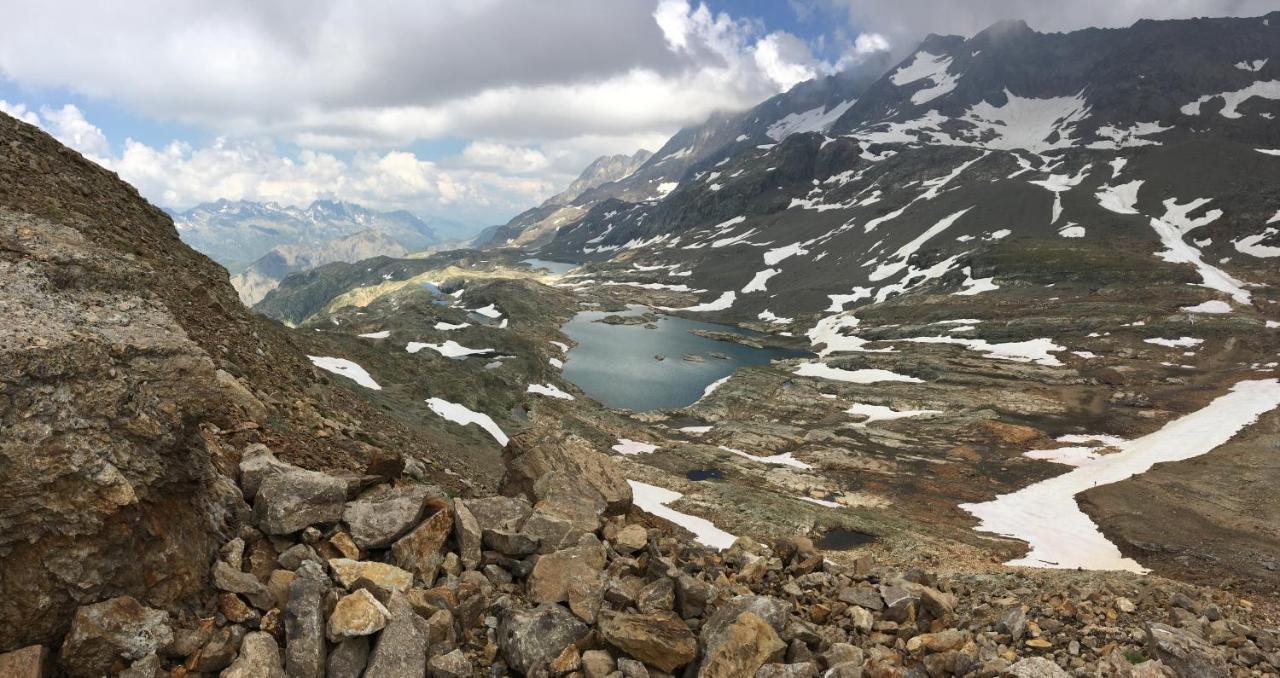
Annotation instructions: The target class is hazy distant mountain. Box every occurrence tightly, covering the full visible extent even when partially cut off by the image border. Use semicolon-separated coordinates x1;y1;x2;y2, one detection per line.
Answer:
230;229;409;306
171;198;453;273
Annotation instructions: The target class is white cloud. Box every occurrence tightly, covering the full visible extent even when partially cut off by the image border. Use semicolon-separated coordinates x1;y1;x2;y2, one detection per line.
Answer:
0;0;834;154
38;104;111;160
0;99;39;125
853;32;891;55
753;33;821;90
459;142;550;174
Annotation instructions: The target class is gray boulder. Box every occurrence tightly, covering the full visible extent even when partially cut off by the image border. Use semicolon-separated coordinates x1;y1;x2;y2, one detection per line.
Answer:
343;484;438;548
284;562;329;678
365;592;429;678
497;604;590;675
252;468;346;535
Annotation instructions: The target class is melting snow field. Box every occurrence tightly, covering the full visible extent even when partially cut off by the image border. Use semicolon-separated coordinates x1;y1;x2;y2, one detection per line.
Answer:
846;403;942;427
527;383;575;400
961;379;1280;572
406;340;494;358
612;438;659;455
718;445;812;470
426;398;508;446
357;330;390;339
677;291;736;312
902;335;1065;366
308;356;382;390
794;362;923;384
627;480;737;550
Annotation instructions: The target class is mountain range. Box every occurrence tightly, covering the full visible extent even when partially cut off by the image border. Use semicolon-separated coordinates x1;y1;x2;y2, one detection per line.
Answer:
526;13;1279;327
171;198;459;304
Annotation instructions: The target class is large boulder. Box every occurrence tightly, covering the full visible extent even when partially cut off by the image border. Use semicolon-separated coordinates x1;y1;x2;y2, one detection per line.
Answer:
598;610;698;673
527;543;607;622
452;500;483;570
365;592;429;678
220;631;285;678
1145;623;1229;678
327;589;392;642
499;424;632;515
252;468;346;535
58;596;173;678
391;505;454;585
700;595;789;649
342;484;438;549
284;562;329;678
238;444;294;502
459;496;531;533
329;558;414;592
497;604;590;675
697;611;784;678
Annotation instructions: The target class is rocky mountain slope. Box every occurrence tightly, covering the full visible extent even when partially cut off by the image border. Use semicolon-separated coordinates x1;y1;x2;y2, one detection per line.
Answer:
475;150;654;249
0;112;479;654
476;54;894;250
535;12;1280;327
5;11;1280;678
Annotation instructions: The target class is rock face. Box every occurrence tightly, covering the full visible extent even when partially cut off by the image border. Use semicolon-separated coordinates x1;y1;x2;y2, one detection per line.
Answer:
0;110;436;652
220;632;285;678
342;483;435;549
697;611;784;678
0;200;239;649
0;645;51;677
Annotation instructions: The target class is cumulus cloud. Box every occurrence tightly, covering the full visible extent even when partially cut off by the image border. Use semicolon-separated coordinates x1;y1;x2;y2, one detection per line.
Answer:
38;104;110;160
113;136;556;222
0;99;39;125
0;0;846;152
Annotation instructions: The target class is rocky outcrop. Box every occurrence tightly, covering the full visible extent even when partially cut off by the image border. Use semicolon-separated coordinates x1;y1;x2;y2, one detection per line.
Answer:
0;110;448;651
500;422;633;516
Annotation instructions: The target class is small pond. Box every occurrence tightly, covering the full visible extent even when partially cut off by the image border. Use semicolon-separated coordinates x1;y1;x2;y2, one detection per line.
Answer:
523;258;579;276
814;528;876;550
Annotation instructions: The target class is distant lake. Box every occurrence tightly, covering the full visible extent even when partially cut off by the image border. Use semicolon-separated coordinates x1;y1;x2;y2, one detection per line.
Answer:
523;258;579;276
561;306;808;411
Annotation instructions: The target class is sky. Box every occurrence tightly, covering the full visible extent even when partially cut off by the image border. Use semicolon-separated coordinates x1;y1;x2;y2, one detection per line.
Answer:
0;0;1273;230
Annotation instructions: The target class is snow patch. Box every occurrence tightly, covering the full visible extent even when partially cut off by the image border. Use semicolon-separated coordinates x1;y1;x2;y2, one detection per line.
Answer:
613;439;659;455
627;480;737;550
308;356;382;390
794;362;922;384
962;379;1280;571
426;398;508;446
406;340;494;358
527;383;574;400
